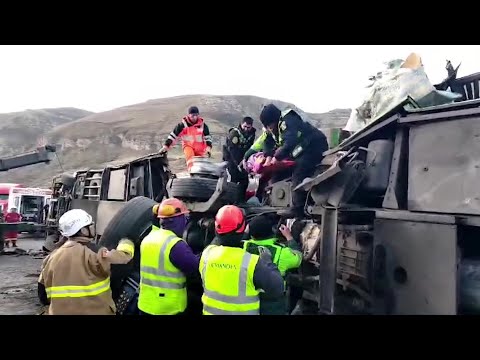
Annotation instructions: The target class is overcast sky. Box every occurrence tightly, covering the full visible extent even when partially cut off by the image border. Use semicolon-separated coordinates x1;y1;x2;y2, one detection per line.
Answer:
0;45;478;115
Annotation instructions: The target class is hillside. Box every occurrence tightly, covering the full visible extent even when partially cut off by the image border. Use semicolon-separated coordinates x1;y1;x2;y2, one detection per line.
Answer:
0;107;93;157
0;95;350;187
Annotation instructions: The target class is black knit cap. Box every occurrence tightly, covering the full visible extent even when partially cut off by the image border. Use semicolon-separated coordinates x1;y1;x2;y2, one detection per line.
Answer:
259;104;281;127
249;215;274;240
188;106;199;115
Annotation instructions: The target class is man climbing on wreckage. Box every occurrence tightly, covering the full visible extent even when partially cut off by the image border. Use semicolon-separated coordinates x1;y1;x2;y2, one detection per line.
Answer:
160;106;213;172
244;104;328;217
223;116;256;202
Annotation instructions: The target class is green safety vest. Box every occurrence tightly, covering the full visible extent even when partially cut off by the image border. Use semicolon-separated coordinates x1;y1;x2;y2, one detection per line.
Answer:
138;228;187;315
199;244;260;315
242;237;302;277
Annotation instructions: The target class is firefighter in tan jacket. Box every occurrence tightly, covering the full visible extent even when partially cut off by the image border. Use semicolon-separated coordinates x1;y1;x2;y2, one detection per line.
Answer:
38;209;134;315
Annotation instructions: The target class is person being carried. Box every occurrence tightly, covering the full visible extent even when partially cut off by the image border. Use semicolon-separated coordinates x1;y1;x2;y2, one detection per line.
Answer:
223;116;256;202
160;106;213;171
37;209;134;315
243;215;302;315
137;198;200;316
199;205;284;315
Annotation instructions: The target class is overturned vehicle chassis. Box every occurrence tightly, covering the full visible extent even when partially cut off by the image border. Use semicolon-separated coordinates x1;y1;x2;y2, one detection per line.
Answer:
48;97;480;315
288;99;480;315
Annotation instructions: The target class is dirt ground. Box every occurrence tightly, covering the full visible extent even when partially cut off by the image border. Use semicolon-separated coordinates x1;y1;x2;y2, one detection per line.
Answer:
0;236;45;315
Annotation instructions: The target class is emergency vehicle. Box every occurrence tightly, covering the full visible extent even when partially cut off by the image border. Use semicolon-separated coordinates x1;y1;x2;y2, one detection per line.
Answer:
8;187;52;224
0;183;25;215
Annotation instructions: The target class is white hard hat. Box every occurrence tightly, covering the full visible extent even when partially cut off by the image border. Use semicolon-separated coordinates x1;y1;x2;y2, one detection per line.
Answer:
58;209;93;237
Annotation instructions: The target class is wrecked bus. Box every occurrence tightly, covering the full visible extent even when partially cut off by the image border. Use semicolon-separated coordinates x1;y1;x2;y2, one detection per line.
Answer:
47;68;480;315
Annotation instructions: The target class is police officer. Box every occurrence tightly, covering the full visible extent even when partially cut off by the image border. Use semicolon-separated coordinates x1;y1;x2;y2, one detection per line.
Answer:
242;215;302;315
137;198;200;315
199;205;284;315
223;117;256;201
257;104;329;217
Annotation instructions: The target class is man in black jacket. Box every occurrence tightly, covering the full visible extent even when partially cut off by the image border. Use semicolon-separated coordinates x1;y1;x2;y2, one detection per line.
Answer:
222;116;256;202
258;104;328;217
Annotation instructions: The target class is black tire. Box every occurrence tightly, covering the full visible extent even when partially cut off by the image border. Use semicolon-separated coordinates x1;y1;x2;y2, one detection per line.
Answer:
99;196;157;299
169;177;239;203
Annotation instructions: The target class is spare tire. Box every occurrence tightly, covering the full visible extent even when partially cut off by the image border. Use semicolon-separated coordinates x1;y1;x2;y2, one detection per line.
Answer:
99;196;157;299
169;177;239;203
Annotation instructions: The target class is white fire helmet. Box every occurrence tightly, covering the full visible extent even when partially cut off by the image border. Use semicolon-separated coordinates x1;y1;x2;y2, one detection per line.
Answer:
58;209;93;237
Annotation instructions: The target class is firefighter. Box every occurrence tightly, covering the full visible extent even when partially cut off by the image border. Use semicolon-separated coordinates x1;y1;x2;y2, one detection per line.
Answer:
137;198;200;315
257;104;329;217
242;215;302;315
223;116;256;201
160;106;213;171
199;205;284;315
37;209;134;315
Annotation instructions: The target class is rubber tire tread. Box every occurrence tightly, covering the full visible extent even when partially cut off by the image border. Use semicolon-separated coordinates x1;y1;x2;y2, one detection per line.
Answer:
98;196;156;300
169;177;239;202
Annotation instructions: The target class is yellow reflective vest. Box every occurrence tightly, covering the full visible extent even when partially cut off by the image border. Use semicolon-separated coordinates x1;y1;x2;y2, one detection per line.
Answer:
138;228;187;315
199;244;260;315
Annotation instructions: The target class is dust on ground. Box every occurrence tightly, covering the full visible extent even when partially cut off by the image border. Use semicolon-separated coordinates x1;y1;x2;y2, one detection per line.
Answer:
0;236;45;315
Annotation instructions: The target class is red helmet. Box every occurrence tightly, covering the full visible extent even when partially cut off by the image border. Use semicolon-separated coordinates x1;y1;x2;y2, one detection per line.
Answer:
215;205;246;235
156;198;189;218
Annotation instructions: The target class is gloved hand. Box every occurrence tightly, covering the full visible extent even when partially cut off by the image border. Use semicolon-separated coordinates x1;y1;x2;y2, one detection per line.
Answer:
258;246;272;263
159;146;168;155
206;146;212;158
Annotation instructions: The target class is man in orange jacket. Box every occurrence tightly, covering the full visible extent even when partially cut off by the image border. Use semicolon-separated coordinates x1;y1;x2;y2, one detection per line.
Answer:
161;106;213;171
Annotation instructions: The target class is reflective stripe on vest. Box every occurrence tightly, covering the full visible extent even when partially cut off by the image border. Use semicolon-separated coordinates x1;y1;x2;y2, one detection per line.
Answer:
117;239;135;257
140;234;186;289
138;229;187;315
180;118;205;147
200;245;260;315
46;277;110;299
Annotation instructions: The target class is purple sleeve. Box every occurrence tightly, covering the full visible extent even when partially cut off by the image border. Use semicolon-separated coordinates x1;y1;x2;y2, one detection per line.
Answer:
169;240;200;275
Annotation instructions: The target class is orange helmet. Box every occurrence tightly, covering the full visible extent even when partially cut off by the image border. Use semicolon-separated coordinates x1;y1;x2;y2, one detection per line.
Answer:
215;205;246;235
156;198;189;218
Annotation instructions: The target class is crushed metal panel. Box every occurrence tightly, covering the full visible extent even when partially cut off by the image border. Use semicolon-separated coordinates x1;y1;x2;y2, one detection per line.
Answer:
95;201;126;236
408;117;480;215
373;218;457;315
382;128;409;210
107;169;126;201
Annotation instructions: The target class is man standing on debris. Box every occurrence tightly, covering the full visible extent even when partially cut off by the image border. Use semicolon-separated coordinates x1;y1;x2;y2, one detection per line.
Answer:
242;215;302;315
199;205;284;315
256;104;329;217
138;198;200;315
160;106;213;172
4;207;22;248
223;116;256;201
37;209;134;315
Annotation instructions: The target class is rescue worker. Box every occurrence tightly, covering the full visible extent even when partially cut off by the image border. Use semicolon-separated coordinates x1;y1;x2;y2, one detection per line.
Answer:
254;104;329;217
223;116;256;202
199;205;284;315
242;215;302;315
138;198;200;315
37;209;134;315
160;106;213;171
4;207;22;248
